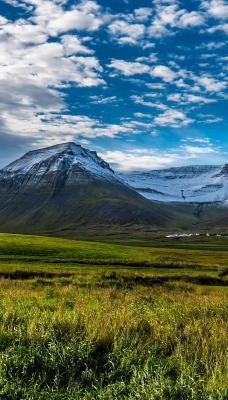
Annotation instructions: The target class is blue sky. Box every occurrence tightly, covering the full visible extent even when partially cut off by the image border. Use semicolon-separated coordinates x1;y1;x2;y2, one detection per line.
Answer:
0;0;227;170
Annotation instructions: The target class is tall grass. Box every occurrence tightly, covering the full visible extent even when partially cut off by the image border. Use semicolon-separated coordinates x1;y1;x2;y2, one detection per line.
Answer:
0;275;227;399
0;233;227;398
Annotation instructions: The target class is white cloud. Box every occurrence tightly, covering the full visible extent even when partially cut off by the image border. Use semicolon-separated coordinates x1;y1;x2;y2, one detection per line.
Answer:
100;142;219;171
31;1;103;36
201;0;228;19
152;65;177;81
134;112;153;118
154;109;194;127
108;20;145;45
89;96;118;104
196;41;226;50
0;16;8;25
136;54;158;63
131;95;195;128
2;0;32;10
108;59;150;75
204;117;223;123
134;8;153;22
131;95;168;110
168;93;216;104
146;83;165;89
197;114;224;124
174;79;190;89
178;11;204;28
142;42;156;50
148;19;170;38
0;0;226;154
148;3;204;38
182;137;211;144
60;35;94;55
206;23;228;34
181;145;217;154
100;149;181;171
200;53;217;58
3;110;153;147
0;0;107;144
194;76;227;92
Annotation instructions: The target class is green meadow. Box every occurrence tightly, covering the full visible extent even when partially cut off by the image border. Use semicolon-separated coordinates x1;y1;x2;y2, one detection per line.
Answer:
0;233;227;399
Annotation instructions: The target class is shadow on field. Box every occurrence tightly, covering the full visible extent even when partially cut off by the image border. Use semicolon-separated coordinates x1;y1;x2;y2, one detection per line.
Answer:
0;270;227;287
97;271;227;288
0;270;74;280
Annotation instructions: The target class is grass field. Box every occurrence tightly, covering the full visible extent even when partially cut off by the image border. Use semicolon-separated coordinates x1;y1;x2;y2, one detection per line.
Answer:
0;233;227;399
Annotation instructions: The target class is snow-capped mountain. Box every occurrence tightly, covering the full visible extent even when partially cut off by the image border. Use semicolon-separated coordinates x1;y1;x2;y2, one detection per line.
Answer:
0;142;119;186
119;165;228;203
0;142;174;233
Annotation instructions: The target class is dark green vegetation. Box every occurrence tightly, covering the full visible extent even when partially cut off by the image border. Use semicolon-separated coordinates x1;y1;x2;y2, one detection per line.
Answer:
0;176;203;237
0;233;227;399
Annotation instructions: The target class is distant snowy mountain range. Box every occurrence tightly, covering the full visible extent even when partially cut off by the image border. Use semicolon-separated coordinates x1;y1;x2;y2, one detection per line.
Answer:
119;165;228;204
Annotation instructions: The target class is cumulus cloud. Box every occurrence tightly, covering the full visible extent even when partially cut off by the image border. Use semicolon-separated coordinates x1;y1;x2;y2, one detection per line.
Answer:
0;0;107;143
108;60;177;83
168;93;216;104
201;0;228;20
134;8;153;22
151;65;177;82
108;20;145;45
178;11;205;28
154;109;194;127
29;0;103;36
148;2;204;38
108;59;150;75
194;76;227;92
0;0;226;166
206;23;228;34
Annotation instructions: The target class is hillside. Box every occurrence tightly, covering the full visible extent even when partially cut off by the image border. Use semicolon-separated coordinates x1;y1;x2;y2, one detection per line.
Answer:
0;142;180;235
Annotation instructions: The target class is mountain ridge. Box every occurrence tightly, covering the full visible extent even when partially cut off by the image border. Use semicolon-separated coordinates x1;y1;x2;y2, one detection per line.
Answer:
1;142;116;182
0;142;179;235
119;164;228;204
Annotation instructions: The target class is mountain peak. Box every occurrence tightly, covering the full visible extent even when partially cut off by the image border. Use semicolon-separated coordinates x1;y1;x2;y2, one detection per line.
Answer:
1;142;114;180
0;142;172;233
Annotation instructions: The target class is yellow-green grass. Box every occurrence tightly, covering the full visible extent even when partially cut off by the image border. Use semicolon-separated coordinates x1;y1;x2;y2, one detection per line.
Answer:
0;233;228;271
0;233;227;399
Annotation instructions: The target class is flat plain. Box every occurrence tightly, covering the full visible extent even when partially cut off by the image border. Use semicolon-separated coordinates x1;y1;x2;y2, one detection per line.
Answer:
0;233;227;399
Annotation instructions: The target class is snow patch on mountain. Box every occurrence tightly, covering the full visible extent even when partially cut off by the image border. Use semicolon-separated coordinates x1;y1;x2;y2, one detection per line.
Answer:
119;165;228;203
